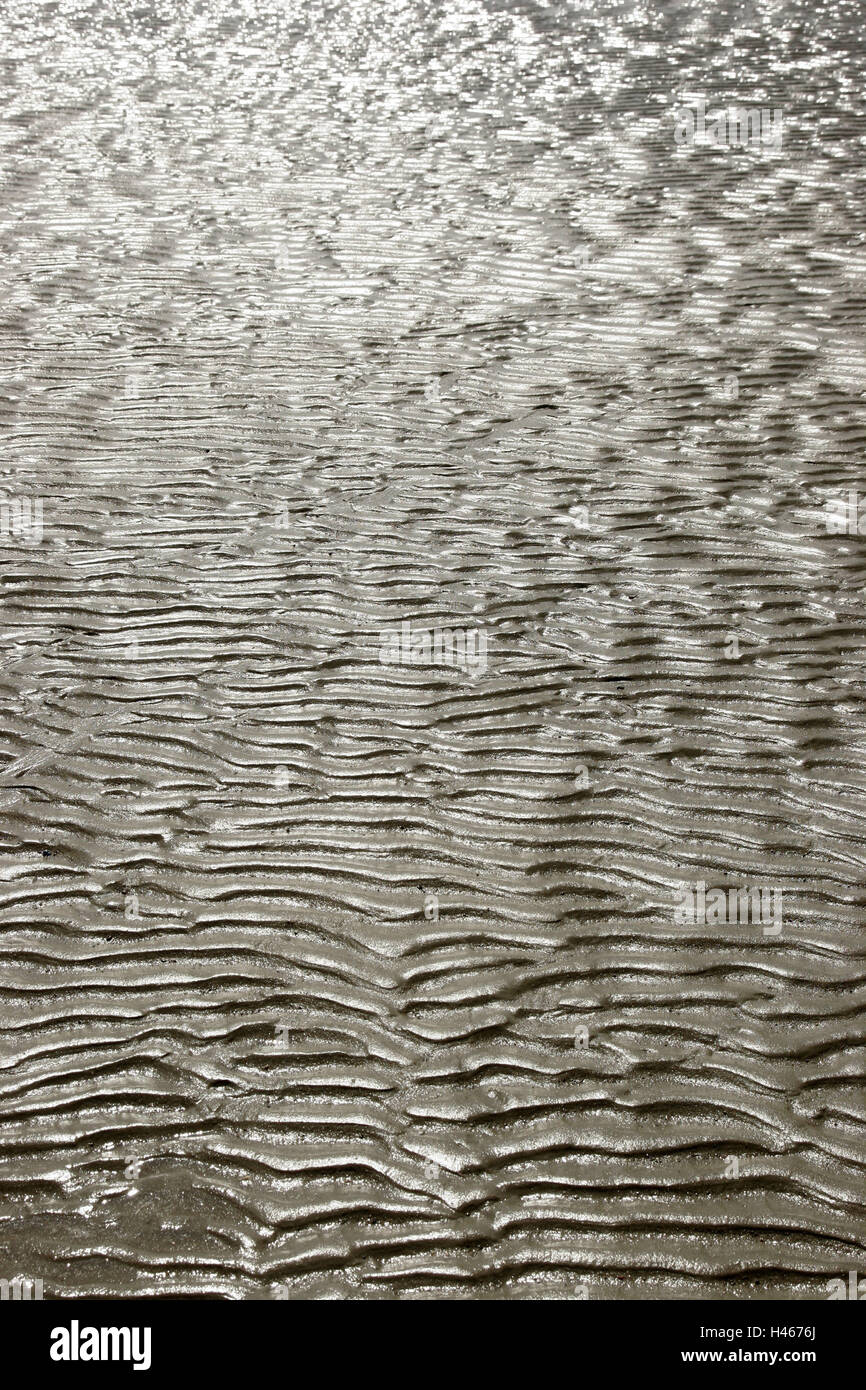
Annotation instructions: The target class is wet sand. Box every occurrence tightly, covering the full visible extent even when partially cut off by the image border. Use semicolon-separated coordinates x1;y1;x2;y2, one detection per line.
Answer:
0;0;864;1298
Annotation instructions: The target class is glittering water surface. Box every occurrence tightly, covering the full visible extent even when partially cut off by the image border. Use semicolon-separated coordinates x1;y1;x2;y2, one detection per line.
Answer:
0;0;864;1299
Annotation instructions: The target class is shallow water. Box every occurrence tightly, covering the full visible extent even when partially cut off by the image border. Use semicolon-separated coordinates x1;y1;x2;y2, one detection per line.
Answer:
0;0;864;1298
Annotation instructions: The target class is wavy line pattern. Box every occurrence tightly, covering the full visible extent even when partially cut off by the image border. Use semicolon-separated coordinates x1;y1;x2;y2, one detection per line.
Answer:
0;0;864;1299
